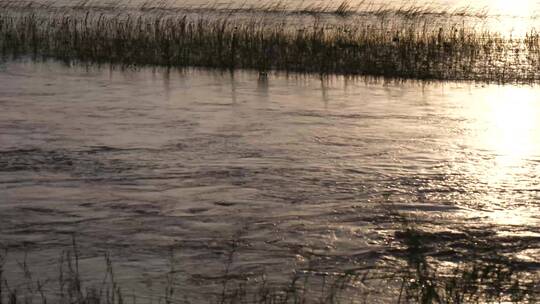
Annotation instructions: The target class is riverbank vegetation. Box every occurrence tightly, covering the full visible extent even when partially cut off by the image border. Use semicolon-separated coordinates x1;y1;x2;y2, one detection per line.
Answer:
2;2;540;82
0;0;492;19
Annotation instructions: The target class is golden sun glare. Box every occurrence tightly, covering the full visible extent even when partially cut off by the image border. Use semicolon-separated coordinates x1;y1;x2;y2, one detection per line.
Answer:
478;0;536;36
493;0;533;17
470;86;540;226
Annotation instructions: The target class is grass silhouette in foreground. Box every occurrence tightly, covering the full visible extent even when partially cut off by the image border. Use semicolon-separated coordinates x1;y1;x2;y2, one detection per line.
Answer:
1;227;538;304
1;2;540;83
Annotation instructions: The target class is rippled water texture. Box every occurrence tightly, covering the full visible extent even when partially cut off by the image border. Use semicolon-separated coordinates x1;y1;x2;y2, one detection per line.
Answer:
0;61;539;301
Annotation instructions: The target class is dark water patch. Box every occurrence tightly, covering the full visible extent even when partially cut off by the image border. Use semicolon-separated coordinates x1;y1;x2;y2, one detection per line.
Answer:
0;148;139;177
186;208;210;214
214;201;237;207
18;206;80;217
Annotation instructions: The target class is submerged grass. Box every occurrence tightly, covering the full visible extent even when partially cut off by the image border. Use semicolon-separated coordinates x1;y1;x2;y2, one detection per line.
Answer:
1;232;538;304
2;3;540;82
395;228;540;303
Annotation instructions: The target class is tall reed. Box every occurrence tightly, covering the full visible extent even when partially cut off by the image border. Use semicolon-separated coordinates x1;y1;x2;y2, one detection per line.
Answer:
1;6;540;82
1;231;538;304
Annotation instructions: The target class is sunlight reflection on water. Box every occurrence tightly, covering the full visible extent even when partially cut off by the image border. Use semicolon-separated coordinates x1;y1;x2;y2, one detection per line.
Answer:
461;85;540;226
489;208;538;226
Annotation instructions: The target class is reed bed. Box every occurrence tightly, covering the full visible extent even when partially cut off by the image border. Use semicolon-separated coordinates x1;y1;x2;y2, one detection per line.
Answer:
1;230;538;304
1;5;540;82
0;0;492;19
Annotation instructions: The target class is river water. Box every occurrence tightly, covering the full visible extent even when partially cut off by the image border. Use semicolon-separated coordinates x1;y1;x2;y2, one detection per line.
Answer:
0;60;539;301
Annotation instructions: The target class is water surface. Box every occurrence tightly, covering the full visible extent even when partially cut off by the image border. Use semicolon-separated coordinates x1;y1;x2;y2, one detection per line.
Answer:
0;60;539;300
